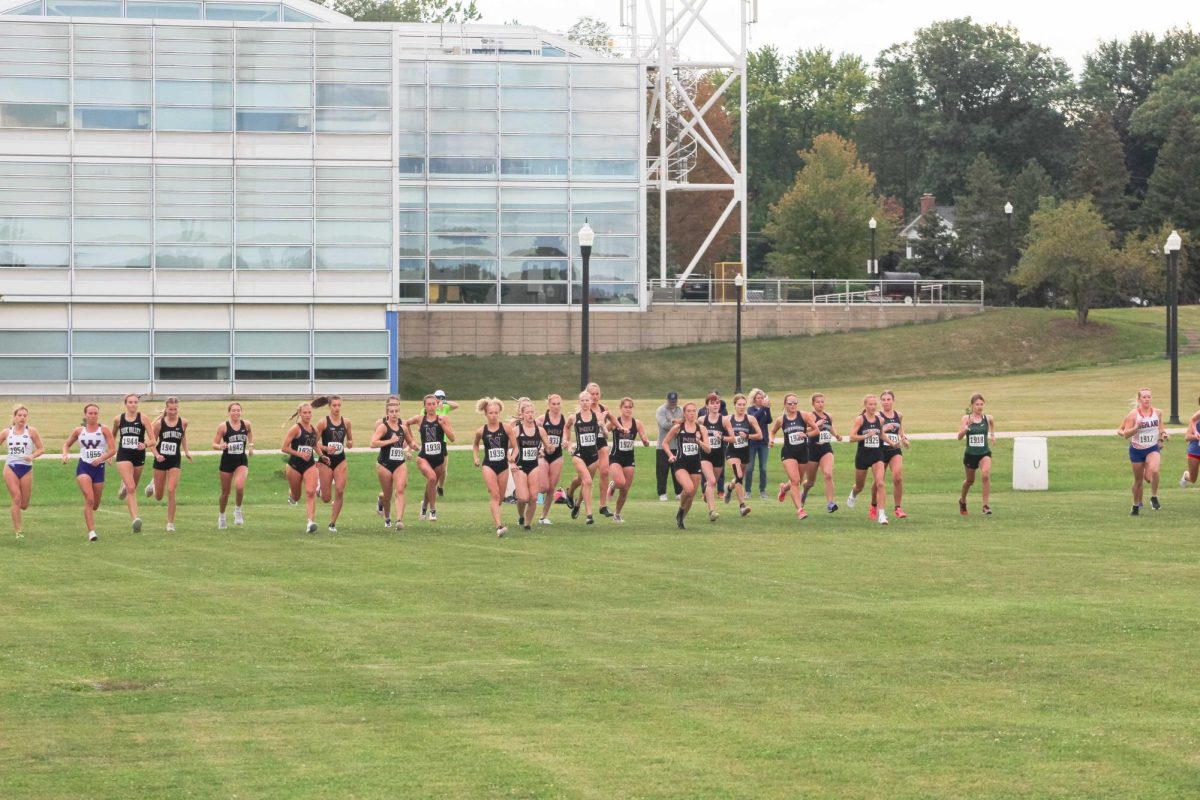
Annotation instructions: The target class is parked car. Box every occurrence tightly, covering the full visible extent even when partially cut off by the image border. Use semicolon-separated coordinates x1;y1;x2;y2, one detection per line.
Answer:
679;275;711;300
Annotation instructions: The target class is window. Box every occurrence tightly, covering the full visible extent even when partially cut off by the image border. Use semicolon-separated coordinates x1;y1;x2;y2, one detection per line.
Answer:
155;356;229;380
127;2;202;19
45;0;121;15
235;357;307;380
154;330;229;354
314;330;388;355
235;330;307;354
0;330;68;354
206;3;279;20
314;358;387;380
74;357;150;380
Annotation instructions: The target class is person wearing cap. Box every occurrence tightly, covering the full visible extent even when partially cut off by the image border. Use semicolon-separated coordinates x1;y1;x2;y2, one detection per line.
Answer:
655;391;683;501
432;390;458;496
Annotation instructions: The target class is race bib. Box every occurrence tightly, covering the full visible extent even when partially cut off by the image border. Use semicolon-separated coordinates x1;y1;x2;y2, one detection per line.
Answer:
548;435;560;447
1137;431;1158;446
8;443;26;456
298;445;313;456
618;438;633;451
886;432;900;446
681;442;699;456
864;434;879;448
424;441;442;455
968;434;985;448
159;441;178;456
579;432;596;447
522;446;539;461
818;431;833;445
487;447;505;461
121;435;140;449
389;446;406;462
787;432;802;446
708;431;723;447
325;442;343;455
82;448;104;461
227;441;245;455
734;434;747;448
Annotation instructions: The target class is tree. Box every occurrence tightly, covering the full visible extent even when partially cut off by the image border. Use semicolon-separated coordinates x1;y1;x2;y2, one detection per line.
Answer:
1069;114;1132;238
763;133;897;279
954;154;1010;295
855;57;924;213
905;210;968;280
1142;114;1200;234
1008;160;1057;244
333;0;479;23
567;16;616;56
1011;198;1121;325
1130;56;1200;141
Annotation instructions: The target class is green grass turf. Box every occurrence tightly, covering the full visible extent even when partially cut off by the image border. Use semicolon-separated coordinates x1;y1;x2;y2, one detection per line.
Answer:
3;441;1199;798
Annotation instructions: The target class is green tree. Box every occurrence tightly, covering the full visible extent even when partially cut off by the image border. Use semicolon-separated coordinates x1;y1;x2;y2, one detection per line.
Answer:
763;133;896;279
1008;160;1057;244
1130;56;1200;143
954;154;1010;295
904;210;967;280
1142;114;1200;233
1069;114;1132;238
856;57;924;213
1011;198;1121;325
567;16;616;56
333;0;479;22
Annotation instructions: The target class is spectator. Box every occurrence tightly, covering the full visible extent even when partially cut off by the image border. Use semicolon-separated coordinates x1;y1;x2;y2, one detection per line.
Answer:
655;391;683;500
746;388;772;500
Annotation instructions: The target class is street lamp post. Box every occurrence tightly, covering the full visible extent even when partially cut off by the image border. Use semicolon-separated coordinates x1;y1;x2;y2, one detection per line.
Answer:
1166;230;1182;424
734;270;744;393
578;221;594;391
1004;201;1013;267
868;217;878;302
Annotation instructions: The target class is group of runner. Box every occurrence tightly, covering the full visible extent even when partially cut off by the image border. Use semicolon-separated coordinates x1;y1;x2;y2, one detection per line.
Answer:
11;384;1188;537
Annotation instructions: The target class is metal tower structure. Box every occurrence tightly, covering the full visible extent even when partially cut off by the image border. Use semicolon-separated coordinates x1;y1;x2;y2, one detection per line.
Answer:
623;0;755;286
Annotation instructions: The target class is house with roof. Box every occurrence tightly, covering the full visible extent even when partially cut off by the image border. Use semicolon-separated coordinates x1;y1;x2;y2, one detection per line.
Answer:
899;193;956;260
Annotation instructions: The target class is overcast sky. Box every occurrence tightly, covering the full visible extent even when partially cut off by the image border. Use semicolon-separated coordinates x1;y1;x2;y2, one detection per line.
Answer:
478;0;1195;74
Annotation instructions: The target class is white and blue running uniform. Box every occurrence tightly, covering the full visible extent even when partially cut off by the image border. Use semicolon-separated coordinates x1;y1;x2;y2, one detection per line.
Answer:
1129;409;1161;464
6;427;34;479
76;425;107;483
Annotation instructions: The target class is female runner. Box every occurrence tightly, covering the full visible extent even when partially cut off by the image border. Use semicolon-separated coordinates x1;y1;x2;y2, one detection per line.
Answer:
698;393;727;522
407;394;455;522
315;395;352;533
214;402;253;530
512;398;552;531
570;382;617;517
801;392;842;513
1182;398;1200;488
473;397;514;537
661;402;711;529
722;393;761;517
372;397;411;530
62;403;115;542
3;405;43;539
113;393;153;533
564;391;600;525
957;393;996;516
607;397;650;523
847;394;888;526
878;390;911;520
148;397;191;532
282;402;320;534
769;393;815;520
537;394;566;525
1118;387;1166;515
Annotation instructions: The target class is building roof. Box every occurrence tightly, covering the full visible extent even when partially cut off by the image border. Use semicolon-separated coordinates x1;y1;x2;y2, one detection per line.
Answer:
0;0;357;24
900;206;956;239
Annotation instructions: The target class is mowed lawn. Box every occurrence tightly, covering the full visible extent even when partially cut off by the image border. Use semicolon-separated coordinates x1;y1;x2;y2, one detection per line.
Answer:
2;439;1199;798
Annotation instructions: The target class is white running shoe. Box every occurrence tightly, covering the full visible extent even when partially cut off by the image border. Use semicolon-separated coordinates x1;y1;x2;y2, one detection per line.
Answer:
118;484;127;500
496;525;507;537
287;496;298;507
395;521;404;530
144;484;154;498
328;523;338;533
1181;470;1191;489
878;510;889;526
538;517;553;525
709;509;719;522
131;517;142;534
165;523;175;533
305;520;317;534
846;491;857;509
218;513;227;530
612;514;624;523
659;494;669;501
428;510;437;522
234;507;244;526
88;530;98;542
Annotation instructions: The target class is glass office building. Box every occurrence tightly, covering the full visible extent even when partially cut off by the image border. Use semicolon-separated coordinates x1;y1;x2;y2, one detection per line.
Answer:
0;0;645;394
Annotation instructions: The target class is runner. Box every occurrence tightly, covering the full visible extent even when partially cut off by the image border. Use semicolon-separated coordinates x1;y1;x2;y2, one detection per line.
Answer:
113;393;153;533
847;394;889;526
62;403;115;542
878;390;911;520
315;395;352;533
372;397;411;530
214;402;252;530
1182;397;1200;489
957;393;996;516
472;397;514;537
537;393;566;525
1118;387;1166;515
433;389;458;497
3;404;43;539
407;394;455;522
722;393;761;518
148;397;191;532
564;391;600;525
698;392;727;522
769;393;814;520
606;397;650;523
282;402;320;534
801;392;841;513
660;401;712;529
569;382;617;517
512;398;552;531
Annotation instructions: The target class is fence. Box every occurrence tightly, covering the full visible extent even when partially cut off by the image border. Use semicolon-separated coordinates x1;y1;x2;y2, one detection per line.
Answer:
648;278;985;307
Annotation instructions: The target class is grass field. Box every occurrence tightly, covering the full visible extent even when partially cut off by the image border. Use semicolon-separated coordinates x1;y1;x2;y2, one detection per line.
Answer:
4;440;1200;798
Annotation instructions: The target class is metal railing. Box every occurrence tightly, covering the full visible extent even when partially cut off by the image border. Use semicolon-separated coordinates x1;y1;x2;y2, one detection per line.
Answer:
647;278;985;307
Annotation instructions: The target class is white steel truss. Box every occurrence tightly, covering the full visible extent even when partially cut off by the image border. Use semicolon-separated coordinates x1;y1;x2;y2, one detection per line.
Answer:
625;0;754;286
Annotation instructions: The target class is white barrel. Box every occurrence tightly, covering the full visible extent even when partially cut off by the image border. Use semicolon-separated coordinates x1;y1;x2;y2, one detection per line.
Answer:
1012;436;1048;490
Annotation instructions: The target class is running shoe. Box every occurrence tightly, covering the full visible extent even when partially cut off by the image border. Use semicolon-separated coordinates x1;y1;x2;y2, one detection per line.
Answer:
878;510;889;526
428;510;437;522
797;507;808;521
1130;505;1139;516
234;507;244;526
868;505;877;521
612;514;624;523
676;509;686;530
377;497;384;516
496;526;507;538
585;515;594;525
959;499;968;517
740;504;751;518
709;509;719;522
132;517;142;533
287;496;298;507
396;521;405;530
305;520;317;534
437;486;444;497
384;517;392;528
846;491;856;509
328;523;338;533
571;503;581;520
982;505;992;516
1150;496;1161;511
14;530;23;540
724;482;735;504
759;491;768;500
777;483;788;503
599;506;613;518
517;514;524;528
88;531;98;542
827;502;838;513
118;484;127;500
564;493;576;511
894;506;907;520
419;503;427;521
1181;470;1191;489
218;513;227;530
165;523;175;533
524;522;532;531
659;494;669;502
538;517;553;526
144;484;154;498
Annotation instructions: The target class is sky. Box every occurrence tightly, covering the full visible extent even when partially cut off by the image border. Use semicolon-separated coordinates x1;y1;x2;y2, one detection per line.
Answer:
476;0;1196;74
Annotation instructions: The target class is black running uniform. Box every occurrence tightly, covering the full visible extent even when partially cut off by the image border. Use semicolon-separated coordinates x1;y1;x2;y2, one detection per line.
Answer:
287;424;318;474
480;424;510;474
879;410;903;462
573;411;600;466
701;412;726;467
153;417;185;471
515;423;542;475
418;416;446;468
219;420;249;474
780;412;810;464
377;421;407;472
321;416;348;470
673;425;703;475
610;419;638;468
727;414;752;461
115;413;147;467
808;411;834;462
854;413;884;470
542;413;565;465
